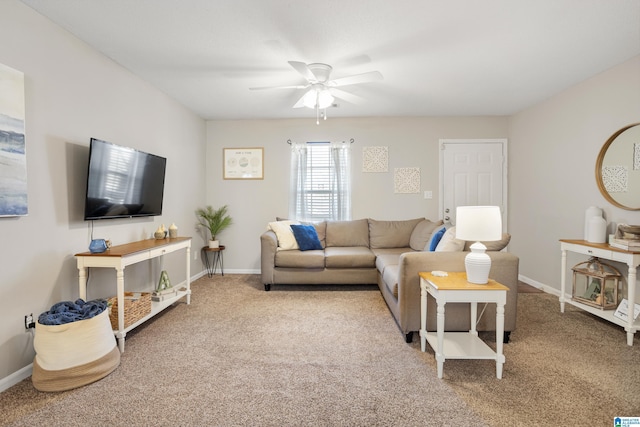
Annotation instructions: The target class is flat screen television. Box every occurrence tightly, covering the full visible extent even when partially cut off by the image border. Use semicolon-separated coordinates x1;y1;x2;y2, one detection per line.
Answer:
84;138;167;220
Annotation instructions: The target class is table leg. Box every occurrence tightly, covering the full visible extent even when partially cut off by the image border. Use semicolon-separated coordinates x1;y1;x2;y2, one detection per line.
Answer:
560;249;567;313
420;283;427;352
470;302;478;337
186;245;191;305
436;301;446;379
78;266;87;301
495;300;506;379
116;267;126;353
626;264;637;346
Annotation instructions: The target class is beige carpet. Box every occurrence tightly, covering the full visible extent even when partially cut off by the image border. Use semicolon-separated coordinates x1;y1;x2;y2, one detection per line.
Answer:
1;274;639;426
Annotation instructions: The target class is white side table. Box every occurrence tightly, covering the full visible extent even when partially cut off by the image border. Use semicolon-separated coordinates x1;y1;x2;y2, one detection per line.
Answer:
419;271;509;379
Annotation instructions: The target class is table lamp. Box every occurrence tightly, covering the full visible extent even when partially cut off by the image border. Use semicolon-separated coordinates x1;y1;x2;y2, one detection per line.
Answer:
455;206;503;284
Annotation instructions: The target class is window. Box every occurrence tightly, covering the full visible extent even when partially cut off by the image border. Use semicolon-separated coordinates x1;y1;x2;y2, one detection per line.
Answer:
289;142;351;221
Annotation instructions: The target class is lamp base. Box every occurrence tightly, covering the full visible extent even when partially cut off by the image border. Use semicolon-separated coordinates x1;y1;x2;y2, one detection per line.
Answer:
465;242;491;284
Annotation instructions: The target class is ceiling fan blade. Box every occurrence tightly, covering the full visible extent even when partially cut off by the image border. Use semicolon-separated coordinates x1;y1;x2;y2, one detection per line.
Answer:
288;61;317;82
292;91;310;108
249;84;308;91
330;88;365;105
329;71;383;87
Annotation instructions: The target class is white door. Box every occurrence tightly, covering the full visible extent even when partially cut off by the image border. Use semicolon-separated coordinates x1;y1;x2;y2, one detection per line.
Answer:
439;139;507;227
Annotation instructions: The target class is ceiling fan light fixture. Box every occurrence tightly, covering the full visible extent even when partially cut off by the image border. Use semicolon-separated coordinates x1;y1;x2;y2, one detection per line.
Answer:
317;89;334;109
303;86;334;109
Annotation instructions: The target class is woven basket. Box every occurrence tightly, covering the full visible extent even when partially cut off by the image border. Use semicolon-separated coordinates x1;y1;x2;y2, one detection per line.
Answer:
107;292;151;329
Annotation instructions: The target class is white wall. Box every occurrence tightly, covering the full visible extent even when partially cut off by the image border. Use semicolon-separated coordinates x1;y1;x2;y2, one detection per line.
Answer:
509;56;640;294
206;117;509;272
0;1;206;384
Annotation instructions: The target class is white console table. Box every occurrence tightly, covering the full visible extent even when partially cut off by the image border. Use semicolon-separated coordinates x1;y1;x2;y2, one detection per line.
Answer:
75;237;191;352
560;239;640;346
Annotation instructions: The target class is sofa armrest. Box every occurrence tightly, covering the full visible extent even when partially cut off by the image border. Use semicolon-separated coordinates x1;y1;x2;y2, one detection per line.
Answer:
260;230;278;285
396;251;519;333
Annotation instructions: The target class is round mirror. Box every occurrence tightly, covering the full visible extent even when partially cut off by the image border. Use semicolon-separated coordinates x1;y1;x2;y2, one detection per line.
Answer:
595;123;640;210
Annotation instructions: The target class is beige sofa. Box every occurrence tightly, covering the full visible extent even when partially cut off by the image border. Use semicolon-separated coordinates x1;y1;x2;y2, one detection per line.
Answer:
260;218;519;343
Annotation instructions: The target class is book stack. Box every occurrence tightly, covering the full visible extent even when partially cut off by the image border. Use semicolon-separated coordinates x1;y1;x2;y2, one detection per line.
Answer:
609;238;640;251
151;287;177;302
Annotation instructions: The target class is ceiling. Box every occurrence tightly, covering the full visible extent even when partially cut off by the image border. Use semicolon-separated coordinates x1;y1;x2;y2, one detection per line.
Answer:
20;0;640;121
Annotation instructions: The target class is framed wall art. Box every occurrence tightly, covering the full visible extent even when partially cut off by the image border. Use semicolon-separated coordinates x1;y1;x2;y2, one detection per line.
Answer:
0;63;27;217
223;147;264;180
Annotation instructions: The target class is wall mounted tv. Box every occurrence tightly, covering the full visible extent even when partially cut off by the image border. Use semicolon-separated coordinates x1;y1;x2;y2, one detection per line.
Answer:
84;138;167;220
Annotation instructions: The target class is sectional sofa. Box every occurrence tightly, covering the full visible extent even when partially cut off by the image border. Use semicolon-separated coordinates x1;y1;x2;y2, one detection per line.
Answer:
260;218;519;343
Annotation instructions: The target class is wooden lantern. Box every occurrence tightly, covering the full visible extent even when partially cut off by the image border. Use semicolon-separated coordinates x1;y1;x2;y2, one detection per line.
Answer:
572;257;622;310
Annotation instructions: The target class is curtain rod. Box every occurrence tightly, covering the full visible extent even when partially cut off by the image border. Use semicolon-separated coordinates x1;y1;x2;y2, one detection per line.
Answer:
287;138;354;145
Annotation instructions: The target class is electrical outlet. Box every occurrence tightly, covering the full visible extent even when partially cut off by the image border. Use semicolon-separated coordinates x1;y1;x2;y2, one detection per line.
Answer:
193;251;197;261
24;313;35;329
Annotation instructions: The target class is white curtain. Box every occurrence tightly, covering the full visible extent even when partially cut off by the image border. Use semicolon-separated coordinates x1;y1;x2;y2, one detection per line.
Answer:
289;141;351;221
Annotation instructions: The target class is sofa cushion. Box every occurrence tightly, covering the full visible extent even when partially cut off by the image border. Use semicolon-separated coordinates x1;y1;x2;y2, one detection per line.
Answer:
268;221;300;250
382;264;400;297
462;233;512;251
375;253;400;275
290;224;323;251
410;219;444;250
435;227;465;252
324;246;376;268
371;247;412;257
368;218;424;249
310;221;327;248
275;249;325;268
325;219;370;247
426;224;447;251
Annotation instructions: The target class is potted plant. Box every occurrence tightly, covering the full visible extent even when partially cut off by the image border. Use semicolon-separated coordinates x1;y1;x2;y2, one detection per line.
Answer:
196;205;233;248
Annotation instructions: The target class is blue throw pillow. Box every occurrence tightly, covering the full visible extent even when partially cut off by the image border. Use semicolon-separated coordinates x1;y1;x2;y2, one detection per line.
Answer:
290;224;323;251
428;226;447;251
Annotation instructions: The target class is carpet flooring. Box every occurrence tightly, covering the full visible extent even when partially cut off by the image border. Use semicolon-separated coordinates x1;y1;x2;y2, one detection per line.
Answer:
1;274;639;426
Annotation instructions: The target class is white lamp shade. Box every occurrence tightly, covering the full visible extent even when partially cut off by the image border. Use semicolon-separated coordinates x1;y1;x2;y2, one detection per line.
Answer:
455;206;502;242
455;205;502;284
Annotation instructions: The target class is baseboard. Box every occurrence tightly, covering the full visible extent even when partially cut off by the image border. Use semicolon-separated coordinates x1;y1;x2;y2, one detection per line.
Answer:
221;268;260;274
0;363;32;393
518;274;561;296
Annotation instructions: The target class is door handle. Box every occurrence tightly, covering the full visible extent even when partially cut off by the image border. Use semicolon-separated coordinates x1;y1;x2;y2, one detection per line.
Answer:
444;216;450;221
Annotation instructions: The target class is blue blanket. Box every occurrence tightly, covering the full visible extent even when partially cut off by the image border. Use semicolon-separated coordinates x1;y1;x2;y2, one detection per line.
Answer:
38;299;107;325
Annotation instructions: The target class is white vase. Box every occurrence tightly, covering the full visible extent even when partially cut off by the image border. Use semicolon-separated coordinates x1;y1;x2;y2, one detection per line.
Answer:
584;207;602;240
587;216;607;243
169;223;178;238
209;240;219;249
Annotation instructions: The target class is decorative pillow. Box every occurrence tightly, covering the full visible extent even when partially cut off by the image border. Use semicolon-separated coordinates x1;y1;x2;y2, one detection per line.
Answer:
426;225;447;251
267;221;299;250
290;224;323;251
410;219;444;250
462;233;512;251
435;226;465;252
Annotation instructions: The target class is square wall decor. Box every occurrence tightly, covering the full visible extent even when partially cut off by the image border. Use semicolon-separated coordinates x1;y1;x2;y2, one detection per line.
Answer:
0;63;27;217
362;146;388;172
394;167;420;193
602;165;628;193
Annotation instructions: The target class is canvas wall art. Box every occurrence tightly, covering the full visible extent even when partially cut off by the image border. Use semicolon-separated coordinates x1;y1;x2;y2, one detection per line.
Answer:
394;167;420;193
362;146;388;172
602;165;628;193
0;63;27;216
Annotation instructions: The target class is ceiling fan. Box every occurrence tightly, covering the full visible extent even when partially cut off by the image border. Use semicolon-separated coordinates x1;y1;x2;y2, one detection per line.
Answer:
250;61;383;124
